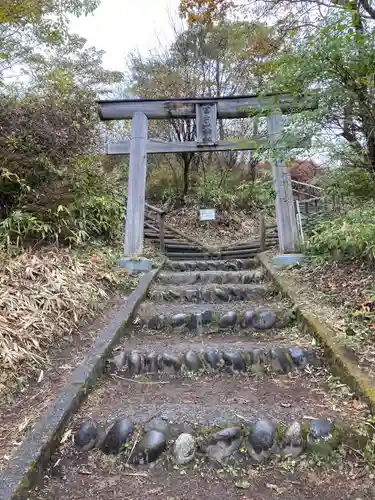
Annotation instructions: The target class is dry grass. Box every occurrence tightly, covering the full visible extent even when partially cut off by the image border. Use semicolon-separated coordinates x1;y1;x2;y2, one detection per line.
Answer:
0;245;138;396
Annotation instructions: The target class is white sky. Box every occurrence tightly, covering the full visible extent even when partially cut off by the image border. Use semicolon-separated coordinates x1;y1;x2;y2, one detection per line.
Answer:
69;0;182;71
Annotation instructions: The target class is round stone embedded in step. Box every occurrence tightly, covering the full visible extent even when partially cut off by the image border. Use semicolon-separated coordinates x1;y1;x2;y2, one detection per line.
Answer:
288;347;309;368
242;310;255;328
162;353;182;373
128;351;143;375
201;309;213;325
205;427;243;461
171;313;189;327
183;350;202;371
100;418;134;455
144;351;159;373
252;310;277;330
248;419;277;462
130;429;167;464
307;418;335;454
197;261;209;271
74;420;99;451
231;286;248;299
308;418;334;441
242;270;263;284
173;433;196;465
203;348;222;370
144;417;170;435
222;351;246;372
214;287;230;302
226;261;241;271
212;427;242;442
281;421;305;458
107;351;127;373
219;311;237;329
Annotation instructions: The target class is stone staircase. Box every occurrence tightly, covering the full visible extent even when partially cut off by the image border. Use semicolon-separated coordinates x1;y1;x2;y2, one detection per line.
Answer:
33;255;369;500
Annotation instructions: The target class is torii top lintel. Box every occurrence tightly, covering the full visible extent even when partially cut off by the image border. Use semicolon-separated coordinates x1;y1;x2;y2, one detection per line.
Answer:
97;93;316;121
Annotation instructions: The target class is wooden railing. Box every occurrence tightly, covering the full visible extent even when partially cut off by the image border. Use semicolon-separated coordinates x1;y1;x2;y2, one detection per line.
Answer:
144;203;214;254
291;179;323;199
145;203;166;253
291;180;323;214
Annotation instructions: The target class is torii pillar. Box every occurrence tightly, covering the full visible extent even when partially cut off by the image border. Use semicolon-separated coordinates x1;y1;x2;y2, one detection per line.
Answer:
119;111;152;273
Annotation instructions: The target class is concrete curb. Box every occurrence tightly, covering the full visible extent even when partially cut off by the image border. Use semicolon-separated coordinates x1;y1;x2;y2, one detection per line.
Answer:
0;268;161;500
258;252;375;413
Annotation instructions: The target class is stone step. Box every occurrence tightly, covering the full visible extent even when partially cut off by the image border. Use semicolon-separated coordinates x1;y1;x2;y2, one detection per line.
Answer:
218;249;267;259
164;258;258;272
144;232;191;241
74;413;354;465
106;344;318;376
165;244;203;252
71;370;364;461
166;251;213;260
136;301;293;333
219;237;278;251
147;283;271;303
157;268;265;285
166;247;275;261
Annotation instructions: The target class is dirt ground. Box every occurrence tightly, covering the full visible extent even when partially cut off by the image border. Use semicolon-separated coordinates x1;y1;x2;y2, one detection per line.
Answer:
31;444;374;500
69;369;366;428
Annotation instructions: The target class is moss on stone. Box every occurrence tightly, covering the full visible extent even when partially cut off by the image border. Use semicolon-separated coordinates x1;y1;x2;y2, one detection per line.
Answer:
242;351;251;370
284;352;294;368
210;313;219;326
275;424;286;442
193;424;227;438
301;422;311;441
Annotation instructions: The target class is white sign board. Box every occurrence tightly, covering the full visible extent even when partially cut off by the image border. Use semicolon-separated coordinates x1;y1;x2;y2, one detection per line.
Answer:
199;209;216;221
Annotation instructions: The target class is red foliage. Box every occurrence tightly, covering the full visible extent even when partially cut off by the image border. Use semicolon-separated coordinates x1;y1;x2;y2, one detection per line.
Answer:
254;159;319;182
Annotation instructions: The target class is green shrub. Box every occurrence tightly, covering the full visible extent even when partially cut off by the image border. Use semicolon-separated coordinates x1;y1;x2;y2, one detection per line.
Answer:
146;164;184;204
304;203;375;262
147;163;275;211
193;171;274;211
317;167;375;201
0;156;124;248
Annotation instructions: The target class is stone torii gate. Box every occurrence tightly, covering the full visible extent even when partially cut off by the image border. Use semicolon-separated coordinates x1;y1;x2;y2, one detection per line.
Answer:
97;93;315;271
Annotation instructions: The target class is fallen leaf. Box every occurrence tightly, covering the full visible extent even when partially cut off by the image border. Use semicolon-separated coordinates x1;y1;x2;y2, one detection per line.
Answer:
266;483;283;494
235;480;251;489
148;488;163;494
60;428;72;444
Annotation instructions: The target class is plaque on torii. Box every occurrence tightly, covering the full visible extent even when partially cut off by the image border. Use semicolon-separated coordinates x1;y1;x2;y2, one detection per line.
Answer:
97;93;316;271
